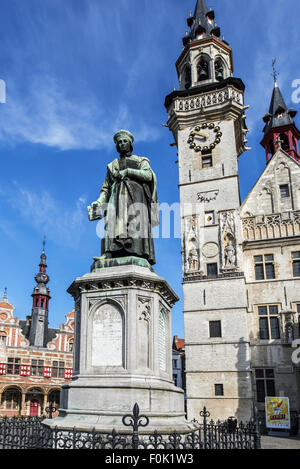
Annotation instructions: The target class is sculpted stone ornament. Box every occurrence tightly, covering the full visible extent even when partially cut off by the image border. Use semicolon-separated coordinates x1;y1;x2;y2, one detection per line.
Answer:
87;130;159;270
224;239;236;267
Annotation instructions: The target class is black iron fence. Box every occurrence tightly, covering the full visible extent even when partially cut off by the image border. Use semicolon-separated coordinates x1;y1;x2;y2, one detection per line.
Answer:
0;404;261;450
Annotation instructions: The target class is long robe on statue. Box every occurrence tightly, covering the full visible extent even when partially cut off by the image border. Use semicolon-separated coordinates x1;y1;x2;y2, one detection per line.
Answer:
99;155;159;265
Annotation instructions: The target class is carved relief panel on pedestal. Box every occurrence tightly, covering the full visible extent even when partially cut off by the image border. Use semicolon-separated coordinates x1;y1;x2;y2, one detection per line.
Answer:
137;296;152;370
90;300;125;369
159;306;170;373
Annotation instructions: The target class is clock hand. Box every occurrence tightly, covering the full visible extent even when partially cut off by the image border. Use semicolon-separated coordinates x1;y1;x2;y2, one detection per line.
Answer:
191;131;209;139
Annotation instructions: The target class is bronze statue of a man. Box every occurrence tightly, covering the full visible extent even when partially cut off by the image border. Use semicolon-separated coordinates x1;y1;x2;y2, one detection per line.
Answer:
87;130;159;265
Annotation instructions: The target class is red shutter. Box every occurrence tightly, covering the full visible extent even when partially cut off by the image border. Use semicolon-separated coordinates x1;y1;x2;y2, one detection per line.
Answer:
20;365;31;376
64;368;72;379
0;363;7;375
43;367;52;378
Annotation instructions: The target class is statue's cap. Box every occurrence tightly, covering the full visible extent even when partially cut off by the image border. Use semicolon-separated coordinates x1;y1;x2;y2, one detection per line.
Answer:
113;130;134;144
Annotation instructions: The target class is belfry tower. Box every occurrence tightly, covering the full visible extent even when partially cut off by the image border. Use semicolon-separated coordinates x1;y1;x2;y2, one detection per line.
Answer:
261;77;300;164
29;241;51;347
165;0;253;420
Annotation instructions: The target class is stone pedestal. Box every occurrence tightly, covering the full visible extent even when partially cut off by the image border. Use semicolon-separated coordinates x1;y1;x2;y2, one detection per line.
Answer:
44;259;192;433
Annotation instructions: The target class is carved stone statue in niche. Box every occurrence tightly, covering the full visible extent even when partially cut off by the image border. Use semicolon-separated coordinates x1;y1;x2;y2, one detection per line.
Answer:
280;310;297;344
219;211;238;270
185;216;199;272
285;314;295;344
187;241;199;271
224;237;236;268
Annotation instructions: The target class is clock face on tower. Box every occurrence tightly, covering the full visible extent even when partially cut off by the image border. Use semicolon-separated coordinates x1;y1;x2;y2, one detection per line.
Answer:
35;272;49;284
188;122;222;153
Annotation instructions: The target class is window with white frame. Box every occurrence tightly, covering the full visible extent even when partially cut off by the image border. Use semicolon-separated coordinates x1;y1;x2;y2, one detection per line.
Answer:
292;252;300;277
258;305;280;340
254;254;275;280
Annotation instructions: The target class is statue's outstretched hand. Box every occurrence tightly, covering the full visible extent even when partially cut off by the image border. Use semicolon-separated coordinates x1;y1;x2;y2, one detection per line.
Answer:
87;201;102;221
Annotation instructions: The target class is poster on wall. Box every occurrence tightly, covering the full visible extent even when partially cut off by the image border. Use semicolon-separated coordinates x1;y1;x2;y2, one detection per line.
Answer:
265;397;290;430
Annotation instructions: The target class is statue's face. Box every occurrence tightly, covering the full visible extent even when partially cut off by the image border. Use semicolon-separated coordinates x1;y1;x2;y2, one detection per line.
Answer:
116;137;131;155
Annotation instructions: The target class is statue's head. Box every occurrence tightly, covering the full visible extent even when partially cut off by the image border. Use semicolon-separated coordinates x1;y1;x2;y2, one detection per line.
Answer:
114;130;134;155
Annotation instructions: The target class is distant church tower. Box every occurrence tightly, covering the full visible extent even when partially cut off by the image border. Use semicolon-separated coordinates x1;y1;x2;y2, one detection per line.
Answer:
29;241;51;347
164;0;253;420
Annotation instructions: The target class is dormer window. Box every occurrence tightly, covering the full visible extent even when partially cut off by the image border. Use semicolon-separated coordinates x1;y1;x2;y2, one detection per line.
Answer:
275;106;285;119
206;10;215;25
195;25;205;41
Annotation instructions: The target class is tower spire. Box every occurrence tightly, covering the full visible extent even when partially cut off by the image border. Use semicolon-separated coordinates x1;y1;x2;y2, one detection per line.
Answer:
184;0;221;46
261;74;299;163
173;0;237;93
3;287;8;303
29;241;51;347
272;58;279;87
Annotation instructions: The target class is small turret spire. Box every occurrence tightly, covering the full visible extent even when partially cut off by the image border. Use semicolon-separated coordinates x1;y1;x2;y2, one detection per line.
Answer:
3;287;8;303
184;0;221;46
29;241;51;348
261;75;300;163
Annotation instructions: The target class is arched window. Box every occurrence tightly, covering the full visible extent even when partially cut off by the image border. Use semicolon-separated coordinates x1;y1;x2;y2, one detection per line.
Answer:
215;59;225;81
279;133;289;151
197;57;210;82
0;332;7;346
184;65;191;90
68;338;74;352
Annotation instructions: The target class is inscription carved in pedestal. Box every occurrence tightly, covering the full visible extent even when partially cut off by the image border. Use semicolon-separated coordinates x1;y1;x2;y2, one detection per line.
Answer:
92;303;124;367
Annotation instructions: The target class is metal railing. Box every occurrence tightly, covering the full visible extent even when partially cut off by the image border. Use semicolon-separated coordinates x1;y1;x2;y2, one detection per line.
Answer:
0;404;261;450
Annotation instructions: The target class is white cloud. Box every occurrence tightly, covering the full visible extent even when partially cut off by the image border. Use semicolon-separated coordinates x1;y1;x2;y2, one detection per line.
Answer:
0;0;168;152
0;74;161;151
4;182;88;247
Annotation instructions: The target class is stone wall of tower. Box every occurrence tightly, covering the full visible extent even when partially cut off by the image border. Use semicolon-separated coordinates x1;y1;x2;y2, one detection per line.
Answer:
165;0;255;420
166;82;253;420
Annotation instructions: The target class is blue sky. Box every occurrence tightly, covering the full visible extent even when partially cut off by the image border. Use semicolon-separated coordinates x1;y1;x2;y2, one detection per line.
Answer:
0;0;299;338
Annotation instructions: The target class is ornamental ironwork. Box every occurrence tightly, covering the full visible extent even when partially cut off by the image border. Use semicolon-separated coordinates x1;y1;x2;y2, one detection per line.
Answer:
0;403;261;450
